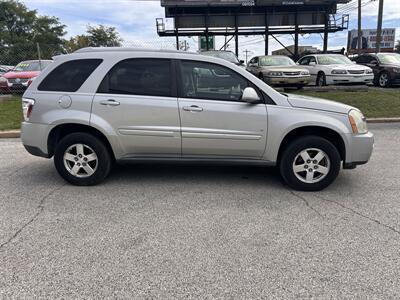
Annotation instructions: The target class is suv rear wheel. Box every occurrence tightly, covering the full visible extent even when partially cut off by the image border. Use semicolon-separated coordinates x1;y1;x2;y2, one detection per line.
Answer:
279;136;341;191
54;132;112;186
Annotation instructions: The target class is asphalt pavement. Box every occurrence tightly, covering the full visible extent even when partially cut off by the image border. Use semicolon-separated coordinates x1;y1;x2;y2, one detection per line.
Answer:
1;123;400;299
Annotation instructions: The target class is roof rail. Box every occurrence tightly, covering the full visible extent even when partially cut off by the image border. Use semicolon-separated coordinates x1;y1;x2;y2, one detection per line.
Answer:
74;47;197;55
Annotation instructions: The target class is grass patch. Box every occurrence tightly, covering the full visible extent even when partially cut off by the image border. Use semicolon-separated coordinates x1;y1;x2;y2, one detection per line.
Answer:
0;95;22;130
290;88;400;118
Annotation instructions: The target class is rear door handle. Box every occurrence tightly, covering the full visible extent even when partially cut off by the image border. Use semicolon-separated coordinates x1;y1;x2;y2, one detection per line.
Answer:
183;105;203;112
100;99;120;106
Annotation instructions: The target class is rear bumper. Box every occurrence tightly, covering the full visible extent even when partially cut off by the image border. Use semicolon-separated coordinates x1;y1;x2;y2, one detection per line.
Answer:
345;131;374;166
21;122;52;158
24;145;50;158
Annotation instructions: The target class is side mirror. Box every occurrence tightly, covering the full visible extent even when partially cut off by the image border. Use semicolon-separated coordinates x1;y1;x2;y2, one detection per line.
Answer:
309;61;316;66
240;60;245;65
242;87;261;104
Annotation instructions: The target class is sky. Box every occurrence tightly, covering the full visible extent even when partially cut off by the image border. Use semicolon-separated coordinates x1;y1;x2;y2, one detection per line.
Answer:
24;0;400;60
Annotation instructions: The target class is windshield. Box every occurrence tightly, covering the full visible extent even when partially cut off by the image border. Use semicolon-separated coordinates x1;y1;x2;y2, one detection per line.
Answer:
14;61;52;72
259;56;295;66
317;55;352;65
202;51;240;64
377;53;400;64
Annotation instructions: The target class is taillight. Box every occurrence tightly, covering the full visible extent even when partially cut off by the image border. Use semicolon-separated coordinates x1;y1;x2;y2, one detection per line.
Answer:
22;98;35;121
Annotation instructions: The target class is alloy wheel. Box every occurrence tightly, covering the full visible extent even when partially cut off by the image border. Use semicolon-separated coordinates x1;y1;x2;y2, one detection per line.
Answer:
317;75;325;87
379;73;388;87
63;143;98;178
292;148;331;184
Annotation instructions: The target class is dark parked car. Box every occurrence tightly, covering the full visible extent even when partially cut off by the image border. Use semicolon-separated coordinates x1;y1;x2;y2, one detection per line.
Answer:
355;53;400;87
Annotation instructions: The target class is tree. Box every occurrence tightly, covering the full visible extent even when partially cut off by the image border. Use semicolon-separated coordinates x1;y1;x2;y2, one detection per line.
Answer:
86;25;123;47
64;35;90;53
395;40;400;53
0;0;66;65
65;25;123;52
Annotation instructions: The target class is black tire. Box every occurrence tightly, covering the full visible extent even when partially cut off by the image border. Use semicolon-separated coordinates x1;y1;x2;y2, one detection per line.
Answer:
258;73;265;82
295;84;304;90
316;72;326;87
54;132;112;186
279;136;341;191
378;72;390;88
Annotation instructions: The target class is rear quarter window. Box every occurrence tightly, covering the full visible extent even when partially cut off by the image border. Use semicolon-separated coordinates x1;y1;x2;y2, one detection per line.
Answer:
38;59;103;92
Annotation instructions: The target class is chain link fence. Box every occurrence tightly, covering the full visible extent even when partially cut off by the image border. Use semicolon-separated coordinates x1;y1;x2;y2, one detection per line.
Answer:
0;38;185;95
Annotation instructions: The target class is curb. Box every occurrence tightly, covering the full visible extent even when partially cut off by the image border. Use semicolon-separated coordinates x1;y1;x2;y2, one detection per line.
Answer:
0;130;20;138
1;118;399;139
367;118;400;123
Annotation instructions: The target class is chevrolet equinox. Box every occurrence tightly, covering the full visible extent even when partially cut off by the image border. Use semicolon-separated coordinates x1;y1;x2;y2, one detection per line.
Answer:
21;48;374;191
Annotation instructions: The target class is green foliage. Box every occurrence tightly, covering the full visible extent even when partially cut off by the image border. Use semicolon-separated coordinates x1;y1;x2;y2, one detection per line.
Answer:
292;89;400;118
65;25;123;52
0;96;22;130
0;0;66;65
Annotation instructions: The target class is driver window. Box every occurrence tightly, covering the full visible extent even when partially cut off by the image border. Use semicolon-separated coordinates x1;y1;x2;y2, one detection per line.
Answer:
309;56;317;64
299;57;310;65
180;61;249;102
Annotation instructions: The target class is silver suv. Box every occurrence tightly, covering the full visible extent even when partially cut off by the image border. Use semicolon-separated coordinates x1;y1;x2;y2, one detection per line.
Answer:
21;48;374;191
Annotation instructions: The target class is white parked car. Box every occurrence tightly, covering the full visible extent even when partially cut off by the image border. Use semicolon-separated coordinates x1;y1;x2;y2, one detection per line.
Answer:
297;54;374;86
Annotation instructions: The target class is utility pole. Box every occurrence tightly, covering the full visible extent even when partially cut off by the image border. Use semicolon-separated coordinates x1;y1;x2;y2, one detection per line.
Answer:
357;0;362;55
243;49;251;64
36;42;42;70
376;0;384;53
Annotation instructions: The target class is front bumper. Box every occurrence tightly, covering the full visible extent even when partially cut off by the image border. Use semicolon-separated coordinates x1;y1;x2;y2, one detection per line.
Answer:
0;82;28;93
264;76;310;86
21;122;52;158
327;74;374;85
389;72;400;85
345;131;374;167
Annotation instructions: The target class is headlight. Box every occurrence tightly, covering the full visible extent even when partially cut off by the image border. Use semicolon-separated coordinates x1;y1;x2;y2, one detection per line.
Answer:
267;71;283;76
300;71;309;75
331;69;347;74
348;109;368;134
0;77;7;82
365;69;373;74
393;68;400;73
24;76;37;87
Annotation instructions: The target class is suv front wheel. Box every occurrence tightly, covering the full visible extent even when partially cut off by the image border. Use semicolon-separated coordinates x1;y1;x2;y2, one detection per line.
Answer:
279;136;341;191
54;132;112;186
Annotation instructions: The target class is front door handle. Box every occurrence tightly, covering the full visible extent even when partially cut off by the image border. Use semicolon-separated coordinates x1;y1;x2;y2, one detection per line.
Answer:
183;105;203;112
100;99;120;106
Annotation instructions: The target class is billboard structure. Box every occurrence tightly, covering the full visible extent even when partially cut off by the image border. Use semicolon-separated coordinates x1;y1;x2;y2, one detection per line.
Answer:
156;0;351;58
347;28;396;54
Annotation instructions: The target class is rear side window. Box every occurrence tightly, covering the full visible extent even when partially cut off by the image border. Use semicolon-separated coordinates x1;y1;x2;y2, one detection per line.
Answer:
38;59;103;92
97;58;171;97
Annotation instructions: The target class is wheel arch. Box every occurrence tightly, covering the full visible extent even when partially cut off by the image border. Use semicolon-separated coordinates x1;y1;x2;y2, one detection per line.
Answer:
47;123;116;161
277;125;346;164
